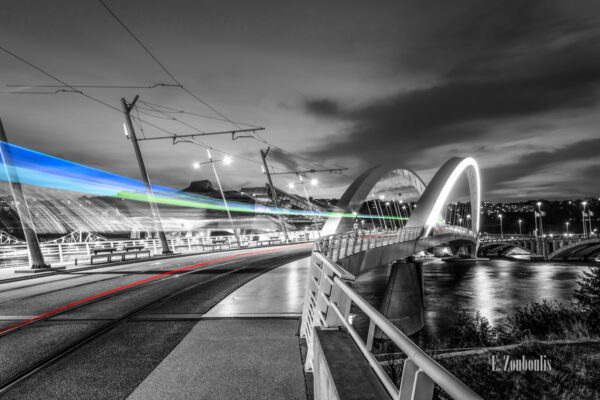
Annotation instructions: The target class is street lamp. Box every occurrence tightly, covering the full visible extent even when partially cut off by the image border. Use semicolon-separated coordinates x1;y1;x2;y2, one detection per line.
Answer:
518;219;522;235
498;213;503;239
565;221;570;236
537;202;544;238
582;201;588;237
288;182;295;190
205;149;241;247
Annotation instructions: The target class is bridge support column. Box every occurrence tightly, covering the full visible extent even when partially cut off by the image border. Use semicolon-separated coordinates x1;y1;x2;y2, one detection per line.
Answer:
377;258;424;339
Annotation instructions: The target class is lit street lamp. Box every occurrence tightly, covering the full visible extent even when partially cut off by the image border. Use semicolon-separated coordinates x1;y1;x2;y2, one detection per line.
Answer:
565;221;570;236
498;213;503;239
518;219;522;235
205;149;241;247
537;202;544;238
582;201;588;237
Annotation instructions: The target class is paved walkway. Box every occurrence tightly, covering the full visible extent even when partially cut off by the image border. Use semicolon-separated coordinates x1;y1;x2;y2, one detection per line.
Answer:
127;257;310;400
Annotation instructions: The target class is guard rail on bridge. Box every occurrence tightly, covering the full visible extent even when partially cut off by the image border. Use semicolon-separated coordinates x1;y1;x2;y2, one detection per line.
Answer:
300;228;482;400
319;225;475;262
0;230;319;269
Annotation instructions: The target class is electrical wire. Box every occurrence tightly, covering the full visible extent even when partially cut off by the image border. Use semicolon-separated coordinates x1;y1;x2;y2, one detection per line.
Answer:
97;0;242;130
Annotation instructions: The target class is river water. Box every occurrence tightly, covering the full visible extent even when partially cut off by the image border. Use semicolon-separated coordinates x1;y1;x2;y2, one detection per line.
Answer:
354;258;597;336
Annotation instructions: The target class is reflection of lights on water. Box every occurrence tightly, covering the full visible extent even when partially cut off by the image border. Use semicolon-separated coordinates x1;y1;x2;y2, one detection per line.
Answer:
472;268;495;325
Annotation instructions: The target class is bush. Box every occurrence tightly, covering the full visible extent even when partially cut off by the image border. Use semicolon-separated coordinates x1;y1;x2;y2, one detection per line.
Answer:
503;300;587;341
445;311;501;348
575;266;600;313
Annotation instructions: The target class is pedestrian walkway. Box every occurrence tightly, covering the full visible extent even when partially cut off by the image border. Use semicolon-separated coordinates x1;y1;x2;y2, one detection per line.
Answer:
206;257;309;318
127;257;310;400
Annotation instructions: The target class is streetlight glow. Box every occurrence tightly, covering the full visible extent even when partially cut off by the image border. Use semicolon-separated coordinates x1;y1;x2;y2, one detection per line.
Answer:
311;178;318;185
223;155;232;165
193;162;200;169
288;182;295;190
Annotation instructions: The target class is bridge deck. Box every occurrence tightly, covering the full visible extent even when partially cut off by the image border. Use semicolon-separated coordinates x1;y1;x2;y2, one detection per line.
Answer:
127;257;310;400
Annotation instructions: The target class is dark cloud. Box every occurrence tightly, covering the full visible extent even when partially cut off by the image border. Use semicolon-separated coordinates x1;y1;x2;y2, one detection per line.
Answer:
484;138;600;189
302;0;600;197
304;99;342;119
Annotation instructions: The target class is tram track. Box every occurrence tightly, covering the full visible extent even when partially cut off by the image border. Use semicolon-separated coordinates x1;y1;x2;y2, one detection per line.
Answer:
0;245;310;398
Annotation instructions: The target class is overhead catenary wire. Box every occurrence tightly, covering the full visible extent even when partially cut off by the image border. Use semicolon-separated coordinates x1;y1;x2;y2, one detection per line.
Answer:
97;0;242;130
0;44;267;170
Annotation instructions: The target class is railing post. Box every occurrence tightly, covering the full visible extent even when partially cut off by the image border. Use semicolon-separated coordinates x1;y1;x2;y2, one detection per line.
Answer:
336;235;343;261
366;319;376;351
58;244;64;263
344;233;350;258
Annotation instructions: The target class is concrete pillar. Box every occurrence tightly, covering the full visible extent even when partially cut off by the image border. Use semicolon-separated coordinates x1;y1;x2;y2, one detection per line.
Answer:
377;259;424;338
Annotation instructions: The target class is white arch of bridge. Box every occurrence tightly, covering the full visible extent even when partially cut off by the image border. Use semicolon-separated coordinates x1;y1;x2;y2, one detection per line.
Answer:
321;162;426;235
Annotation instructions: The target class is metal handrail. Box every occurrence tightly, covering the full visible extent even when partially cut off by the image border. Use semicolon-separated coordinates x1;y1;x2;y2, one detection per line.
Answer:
300;227;483;400
331;275;482;400
0;230;319;268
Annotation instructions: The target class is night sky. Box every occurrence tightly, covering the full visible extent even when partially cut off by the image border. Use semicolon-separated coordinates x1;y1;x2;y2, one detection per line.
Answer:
1;0;599;201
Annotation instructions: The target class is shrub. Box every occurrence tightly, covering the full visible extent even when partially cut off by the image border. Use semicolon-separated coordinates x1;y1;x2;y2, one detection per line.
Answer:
574;266;600;313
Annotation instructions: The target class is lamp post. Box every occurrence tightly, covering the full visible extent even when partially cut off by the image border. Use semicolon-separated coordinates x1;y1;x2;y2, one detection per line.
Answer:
582;201;588;237
518;219;522;235
565;221;570;236
298;175;319;232
587;201;593;237
498;213;503;239
537;202;544;237
204;149;241;247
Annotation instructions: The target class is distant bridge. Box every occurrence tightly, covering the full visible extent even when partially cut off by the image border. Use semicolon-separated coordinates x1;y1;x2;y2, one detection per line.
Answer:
479;234;600;261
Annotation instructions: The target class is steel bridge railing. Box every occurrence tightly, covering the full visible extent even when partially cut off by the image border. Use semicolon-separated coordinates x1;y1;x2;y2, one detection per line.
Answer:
316;225;475;263
0;230;319;269
301;227;482;400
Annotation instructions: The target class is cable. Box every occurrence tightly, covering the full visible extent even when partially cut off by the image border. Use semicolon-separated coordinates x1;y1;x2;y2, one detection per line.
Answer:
7;83;181;89
97;1;349;183
0;44;188;142
97;0;241;130
137;100;262;128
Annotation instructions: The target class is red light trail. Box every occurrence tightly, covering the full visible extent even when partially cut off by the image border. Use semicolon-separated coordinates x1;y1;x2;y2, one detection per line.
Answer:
0;243;310;334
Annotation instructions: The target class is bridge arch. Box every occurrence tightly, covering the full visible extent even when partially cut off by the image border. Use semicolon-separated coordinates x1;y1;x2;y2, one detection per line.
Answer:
321;162;426;235
548;238;600;260
405;157;481;238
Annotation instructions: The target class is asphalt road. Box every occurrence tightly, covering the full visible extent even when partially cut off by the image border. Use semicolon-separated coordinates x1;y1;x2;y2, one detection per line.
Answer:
0;244;311;399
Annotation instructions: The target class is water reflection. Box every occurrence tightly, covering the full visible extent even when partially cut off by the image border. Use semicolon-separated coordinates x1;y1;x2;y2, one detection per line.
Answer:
354;259;595;337
424;259;594;335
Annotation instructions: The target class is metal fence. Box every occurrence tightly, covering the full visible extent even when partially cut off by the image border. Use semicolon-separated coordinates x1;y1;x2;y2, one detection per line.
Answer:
301;228;482;400
315;225;475;263
0;230;319;269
